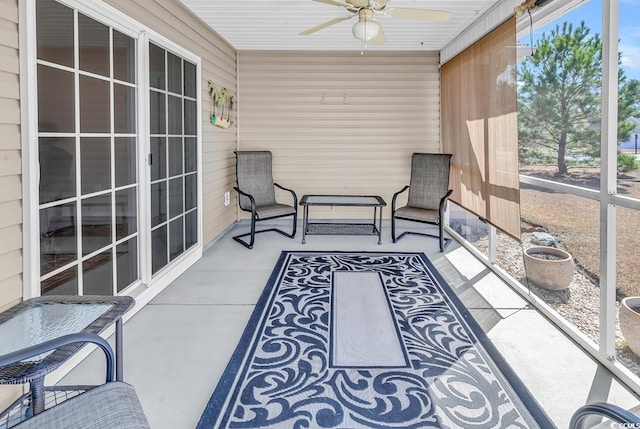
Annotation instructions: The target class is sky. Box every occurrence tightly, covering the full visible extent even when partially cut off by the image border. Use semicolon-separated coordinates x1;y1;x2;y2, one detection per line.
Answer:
525;0;640;81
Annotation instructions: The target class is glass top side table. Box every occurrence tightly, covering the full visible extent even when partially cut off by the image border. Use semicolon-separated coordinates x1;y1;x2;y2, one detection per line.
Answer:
0;295;134;416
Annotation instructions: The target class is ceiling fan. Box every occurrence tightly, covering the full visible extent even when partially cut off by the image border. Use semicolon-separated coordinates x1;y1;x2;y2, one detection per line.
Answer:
300;0;452;45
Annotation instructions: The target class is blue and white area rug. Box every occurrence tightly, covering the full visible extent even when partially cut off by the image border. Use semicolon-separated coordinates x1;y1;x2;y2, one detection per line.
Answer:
197;252;554;429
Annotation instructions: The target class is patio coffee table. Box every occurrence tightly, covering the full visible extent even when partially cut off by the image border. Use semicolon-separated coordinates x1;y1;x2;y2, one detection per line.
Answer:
300;195;386;245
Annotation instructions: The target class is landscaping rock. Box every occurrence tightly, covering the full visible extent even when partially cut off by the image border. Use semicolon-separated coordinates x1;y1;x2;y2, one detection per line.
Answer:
530;232;558;247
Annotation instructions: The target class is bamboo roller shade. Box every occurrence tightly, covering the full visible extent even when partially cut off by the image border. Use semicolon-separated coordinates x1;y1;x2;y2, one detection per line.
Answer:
441;17;521;241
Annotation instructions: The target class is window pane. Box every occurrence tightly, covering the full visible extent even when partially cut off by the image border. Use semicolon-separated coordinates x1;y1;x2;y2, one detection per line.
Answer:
617;0;640;355
185;210;197;250
39;137;76;204
117;238;138;292
184;61;196;98
184;137;196;173
617;206;640;376
517;3;601;188
150;137;167;181
448;202;490;258
78;14;109;77
152;226;167;274
38;65;75;133
168;137;183;177
37;0;74;67
169;217;184;261
82;194;112;256
114;83;136;134
169;177;183;219
184;100;197;136
167;52;182;95
115;137;136;187
83;251;113;295
149;43;165;90
150;91;166;134
168;95;182;135
113;30;136;84
80;75;110;133
81;137;111;194
151;182;167;227
115;188;137;240
520;187;600;343
40;203;77;276
185;173;196;211
617;1;640;195
42;267;78;296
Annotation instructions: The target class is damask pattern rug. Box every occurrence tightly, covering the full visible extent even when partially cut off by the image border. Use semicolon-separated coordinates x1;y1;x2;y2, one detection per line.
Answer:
197;252;554;429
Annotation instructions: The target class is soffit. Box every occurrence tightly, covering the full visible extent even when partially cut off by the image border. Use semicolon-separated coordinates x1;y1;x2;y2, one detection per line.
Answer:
179;0;505;51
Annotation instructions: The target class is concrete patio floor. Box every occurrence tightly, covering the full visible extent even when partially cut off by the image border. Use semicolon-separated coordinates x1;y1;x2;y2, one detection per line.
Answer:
61;221;640;428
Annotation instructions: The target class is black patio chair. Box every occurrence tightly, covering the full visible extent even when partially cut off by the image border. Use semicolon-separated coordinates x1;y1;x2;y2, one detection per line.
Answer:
570;402;640;429
233;151;298;249
0;333;150;429
391;153;453;252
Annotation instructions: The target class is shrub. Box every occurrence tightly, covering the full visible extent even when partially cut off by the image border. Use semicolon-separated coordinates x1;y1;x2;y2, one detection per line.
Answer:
618;153;639;172
519;147;557;165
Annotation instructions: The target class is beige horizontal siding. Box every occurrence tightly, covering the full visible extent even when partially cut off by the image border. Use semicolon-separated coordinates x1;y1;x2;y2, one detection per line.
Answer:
0;124;19;149
0;0;21;319
0;175;21;202
237;51;441;219
107;0;238;244
0;0;21;409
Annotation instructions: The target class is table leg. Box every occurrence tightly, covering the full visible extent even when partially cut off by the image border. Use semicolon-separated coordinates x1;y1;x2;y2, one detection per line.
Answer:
115;318;123;381
378;207;383;245
30;378;45;415
302;206;308;244
372;207;377;234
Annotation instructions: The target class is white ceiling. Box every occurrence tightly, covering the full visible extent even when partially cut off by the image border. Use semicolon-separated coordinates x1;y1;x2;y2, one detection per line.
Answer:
179;0;505;51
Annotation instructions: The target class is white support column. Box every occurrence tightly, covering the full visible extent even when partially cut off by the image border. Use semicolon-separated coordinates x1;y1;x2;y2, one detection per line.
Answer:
489;224;497;265
599;0;619;361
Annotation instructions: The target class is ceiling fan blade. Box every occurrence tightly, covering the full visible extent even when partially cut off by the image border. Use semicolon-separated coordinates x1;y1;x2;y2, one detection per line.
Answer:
299;17;352;36
312;0;353;8
386;8;452;22
369;26;386;45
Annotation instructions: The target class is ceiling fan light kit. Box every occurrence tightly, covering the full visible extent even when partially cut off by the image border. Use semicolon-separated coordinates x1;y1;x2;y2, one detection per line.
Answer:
352;10;380;41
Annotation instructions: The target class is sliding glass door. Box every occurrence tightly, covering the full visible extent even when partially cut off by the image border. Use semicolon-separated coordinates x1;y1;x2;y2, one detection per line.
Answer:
34;0;200;296
37;0;139;295
148;43;198;275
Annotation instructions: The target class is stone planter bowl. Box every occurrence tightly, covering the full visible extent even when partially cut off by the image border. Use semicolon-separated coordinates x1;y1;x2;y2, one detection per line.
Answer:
523;246;574;290
620;297;640;356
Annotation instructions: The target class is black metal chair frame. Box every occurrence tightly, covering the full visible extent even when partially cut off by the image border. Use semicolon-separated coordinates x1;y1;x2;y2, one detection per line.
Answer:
233;184;298;249
0;333;114;424
391;188;453;252
0;333;150;429
391;153;453;252
233;151;298;249
570;402;640;429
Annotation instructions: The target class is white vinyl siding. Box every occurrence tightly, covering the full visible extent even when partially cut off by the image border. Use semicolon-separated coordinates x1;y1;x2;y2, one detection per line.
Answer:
237;50;441;219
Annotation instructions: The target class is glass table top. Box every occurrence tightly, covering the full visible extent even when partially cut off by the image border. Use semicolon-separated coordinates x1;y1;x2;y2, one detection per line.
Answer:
0;304;111;358
0;296;134;381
